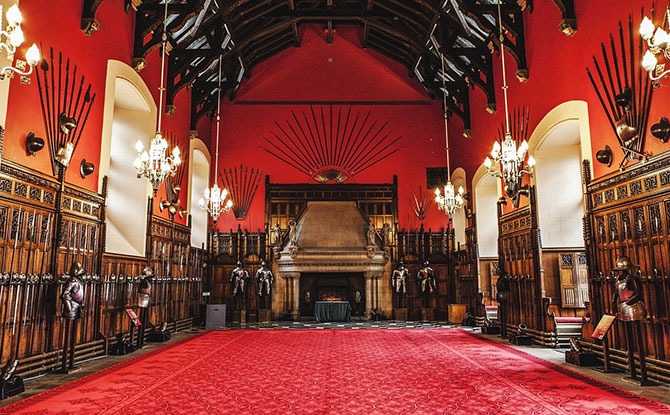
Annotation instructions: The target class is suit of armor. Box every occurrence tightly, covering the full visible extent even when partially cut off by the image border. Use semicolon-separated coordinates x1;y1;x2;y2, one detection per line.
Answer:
230;262;249;296
610;255;651;384
60;263;85;320
613;269;647;321
417;262;435;294
256;262;274;296
392;264;408;294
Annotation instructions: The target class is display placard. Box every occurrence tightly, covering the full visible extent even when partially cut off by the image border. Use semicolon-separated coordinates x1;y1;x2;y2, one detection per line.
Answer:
591;314;616;340
125;308;142;327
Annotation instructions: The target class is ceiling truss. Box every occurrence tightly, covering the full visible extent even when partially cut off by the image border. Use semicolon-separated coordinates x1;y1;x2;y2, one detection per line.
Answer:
76;0;577;131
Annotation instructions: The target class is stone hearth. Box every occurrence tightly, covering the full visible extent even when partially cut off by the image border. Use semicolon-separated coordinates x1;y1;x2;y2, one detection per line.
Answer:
273;201;389;319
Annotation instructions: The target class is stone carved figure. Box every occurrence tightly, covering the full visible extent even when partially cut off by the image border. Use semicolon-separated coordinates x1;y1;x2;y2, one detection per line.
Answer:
382;223;393;246
288;220;298;246
271;223;282;246
367;223;376;246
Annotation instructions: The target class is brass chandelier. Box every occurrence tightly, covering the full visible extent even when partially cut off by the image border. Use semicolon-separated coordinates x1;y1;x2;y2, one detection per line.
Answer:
483;0;535;200
434;53;464;217
199;57;233;223
134;0;181;195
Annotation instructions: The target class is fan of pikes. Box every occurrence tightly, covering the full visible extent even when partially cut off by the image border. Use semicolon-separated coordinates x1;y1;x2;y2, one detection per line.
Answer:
262;105;402;184
35;47;95;177
586;12;666;170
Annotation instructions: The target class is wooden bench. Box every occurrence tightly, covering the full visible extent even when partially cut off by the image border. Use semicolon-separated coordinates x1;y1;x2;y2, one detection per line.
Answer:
485;305;499;324
552;315;586;348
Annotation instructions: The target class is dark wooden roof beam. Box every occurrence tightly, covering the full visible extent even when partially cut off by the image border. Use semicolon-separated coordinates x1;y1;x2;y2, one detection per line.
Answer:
288;0;300;45
245;32;295;67
81;0;105;35
374;0;433;27
552;0;576;36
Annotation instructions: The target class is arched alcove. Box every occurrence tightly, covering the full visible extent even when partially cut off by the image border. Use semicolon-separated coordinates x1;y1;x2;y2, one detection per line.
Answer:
451;167;467;250
473;166;499;259
528;101;591;249
99;60;156;256
189;140;210;248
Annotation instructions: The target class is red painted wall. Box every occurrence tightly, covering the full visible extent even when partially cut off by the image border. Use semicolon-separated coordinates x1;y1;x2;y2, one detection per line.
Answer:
456;0;670;186
4;1;670;234
4;0;132;187
3;0;192;225
208;26;451;232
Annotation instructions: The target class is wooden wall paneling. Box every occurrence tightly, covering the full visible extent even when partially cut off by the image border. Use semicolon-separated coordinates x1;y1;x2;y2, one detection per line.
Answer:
497;186;544;335
584;153;670;378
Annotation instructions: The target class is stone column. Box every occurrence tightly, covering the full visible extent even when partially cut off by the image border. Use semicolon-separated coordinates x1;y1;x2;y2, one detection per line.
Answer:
291;274;301;321
365;273;374;319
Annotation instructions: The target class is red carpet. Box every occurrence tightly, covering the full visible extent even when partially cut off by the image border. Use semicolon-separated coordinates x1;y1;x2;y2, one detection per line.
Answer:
2;328;669;414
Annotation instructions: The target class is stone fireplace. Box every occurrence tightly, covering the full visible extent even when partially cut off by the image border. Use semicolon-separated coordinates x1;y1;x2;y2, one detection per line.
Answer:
299;272;366;317
273;201;389;319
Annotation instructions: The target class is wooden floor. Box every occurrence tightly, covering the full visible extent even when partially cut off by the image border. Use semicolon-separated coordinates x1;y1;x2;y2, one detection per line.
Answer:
1;323;669;408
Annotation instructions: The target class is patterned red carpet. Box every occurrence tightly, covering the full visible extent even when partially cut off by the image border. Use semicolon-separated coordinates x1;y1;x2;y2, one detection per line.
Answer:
2;328;670;414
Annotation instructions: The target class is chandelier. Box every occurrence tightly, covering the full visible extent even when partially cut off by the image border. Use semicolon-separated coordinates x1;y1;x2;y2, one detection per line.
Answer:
434;54;464;217
483;1;535;200
134;1;181;195
0;4;40;83
199;57;233;223
640;6;670;83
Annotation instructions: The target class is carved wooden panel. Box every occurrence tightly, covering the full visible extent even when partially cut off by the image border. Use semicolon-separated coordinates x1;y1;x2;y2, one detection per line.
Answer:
585;153;670;364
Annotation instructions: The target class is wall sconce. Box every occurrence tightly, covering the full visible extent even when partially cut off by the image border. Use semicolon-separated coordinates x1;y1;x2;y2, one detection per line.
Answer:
0;4;40;83
640;7;670;84
79;159;94;178
25;132;44;155
651;117;670;143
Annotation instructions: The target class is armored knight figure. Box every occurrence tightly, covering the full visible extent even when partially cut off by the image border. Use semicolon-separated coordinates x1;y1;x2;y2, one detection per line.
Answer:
611;255;647;321
392;262;409;294
611;255;653;385
60;262;85;320
137;267;154;308
417;261;435;294
255;261;274;297
230;261;249;296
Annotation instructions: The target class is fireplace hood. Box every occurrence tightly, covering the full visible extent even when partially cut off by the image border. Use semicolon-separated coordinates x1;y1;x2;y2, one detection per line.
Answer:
275;201;387;273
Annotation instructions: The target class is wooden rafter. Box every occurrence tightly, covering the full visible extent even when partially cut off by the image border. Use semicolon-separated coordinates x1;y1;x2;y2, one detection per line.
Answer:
132;0;528;131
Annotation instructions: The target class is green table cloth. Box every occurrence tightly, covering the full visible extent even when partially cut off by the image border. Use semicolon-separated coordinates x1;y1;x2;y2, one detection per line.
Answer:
314;301;351;322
